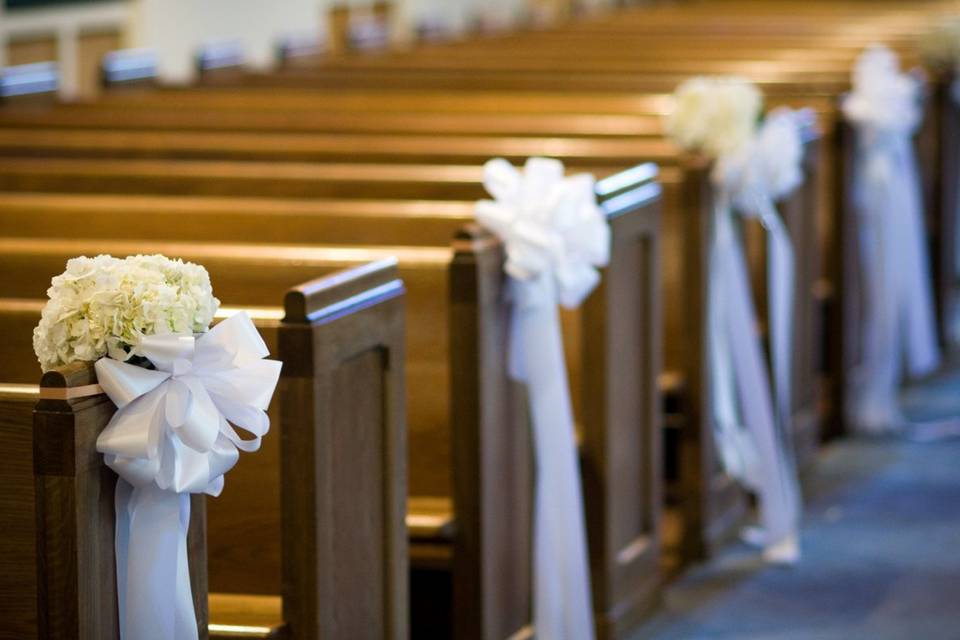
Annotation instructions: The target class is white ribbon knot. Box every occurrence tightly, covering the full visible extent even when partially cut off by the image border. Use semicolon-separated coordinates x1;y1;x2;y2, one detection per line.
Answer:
95;311;282;640
842;45;941;433
477;156;606;639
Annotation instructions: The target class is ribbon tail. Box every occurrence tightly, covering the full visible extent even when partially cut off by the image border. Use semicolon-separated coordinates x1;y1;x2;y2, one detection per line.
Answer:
896;139;941;377
759;201;795;440
708;205;750;481
118;482;198;640
850;137;941;433
512;282;595;640
853;178;903;431
716;208;801;555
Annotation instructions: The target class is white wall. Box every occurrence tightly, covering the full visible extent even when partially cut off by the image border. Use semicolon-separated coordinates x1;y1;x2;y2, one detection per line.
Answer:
0;0;130;98
130;0;324;84
2;0;546;92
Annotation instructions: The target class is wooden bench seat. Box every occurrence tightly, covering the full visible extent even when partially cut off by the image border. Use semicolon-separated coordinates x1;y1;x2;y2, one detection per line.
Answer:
0;128;676;163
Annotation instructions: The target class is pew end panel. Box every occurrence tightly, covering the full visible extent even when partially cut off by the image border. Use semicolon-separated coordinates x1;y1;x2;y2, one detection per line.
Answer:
676;158;750;563
0;384;41;639
33;361;209;640
279;259;409;640
836;115;863;439
449;225;533;640
583;163;664;636
930;73;960;349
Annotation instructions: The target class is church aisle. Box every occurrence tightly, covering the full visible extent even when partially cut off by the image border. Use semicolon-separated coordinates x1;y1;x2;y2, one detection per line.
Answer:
634;435;960;639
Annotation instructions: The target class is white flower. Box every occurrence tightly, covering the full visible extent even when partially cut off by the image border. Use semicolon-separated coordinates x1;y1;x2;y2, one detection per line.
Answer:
919;18;960;70
475;157;610;308
666;76;763;157
712;107;810;209
33;254;220;372
843;45;921;134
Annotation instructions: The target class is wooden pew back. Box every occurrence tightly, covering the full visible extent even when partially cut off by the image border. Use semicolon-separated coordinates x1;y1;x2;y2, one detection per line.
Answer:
0;384;40;640
279;260;409;639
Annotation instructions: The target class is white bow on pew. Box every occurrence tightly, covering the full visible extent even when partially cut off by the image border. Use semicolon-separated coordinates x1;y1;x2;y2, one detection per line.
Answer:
477;157;609;640
843;45;941;433
709;108;808;564
95;312;282;640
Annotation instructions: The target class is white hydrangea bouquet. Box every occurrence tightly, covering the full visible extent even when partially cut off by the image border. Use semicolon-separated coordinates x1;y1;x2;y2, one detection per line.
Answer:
33;254;220;370
665;75;763;157
33;253;281;640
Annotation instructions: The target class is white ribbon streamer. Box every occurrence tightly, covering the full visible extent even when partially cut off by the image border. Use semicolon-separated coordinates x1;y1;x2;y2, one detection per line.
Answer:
709;108;808;563
95;312;282;640
843;45;941;433
477;157;608;639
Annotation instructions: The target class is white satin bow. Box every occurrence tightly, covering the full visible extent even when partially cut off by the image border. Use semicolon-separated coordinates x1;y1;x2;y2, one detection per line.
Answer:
97;310;281;494
477;157;605;639
842;45;941;433
95;311;282;640
476;157;610;309
844;45;922;136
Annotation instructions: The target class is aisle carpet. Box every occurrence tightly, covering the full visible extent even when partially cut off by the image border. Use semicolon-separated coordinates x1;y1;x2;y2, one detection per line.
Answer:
632;373;960;640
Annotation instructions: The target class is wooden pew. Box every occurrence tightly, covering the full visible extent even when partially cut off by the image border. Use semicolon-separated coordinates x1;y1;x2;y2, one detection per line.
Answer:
0;237;515;638
225;260;408;639
922;73;960;348
5;0;884;580
0;141;820;546
0;383;42;639
0;166;663;637
0;262;409;640
0;75;838;419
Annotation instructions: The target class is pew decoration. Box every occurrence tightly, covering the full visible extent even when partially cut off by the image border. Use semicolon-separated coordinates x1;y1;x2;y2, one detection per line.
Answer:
666;77;804;564
33;254;282;640
842;46;941;434
476;157;608;640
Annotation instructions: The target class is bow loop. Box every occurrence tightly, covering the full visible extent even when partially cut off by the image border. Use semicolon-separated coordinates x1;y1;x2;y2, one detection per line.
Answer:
476;156;610;309
139;334;196;372
712;107;807;213
96;312;282;496
97;359;171;410
843;45;921;135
